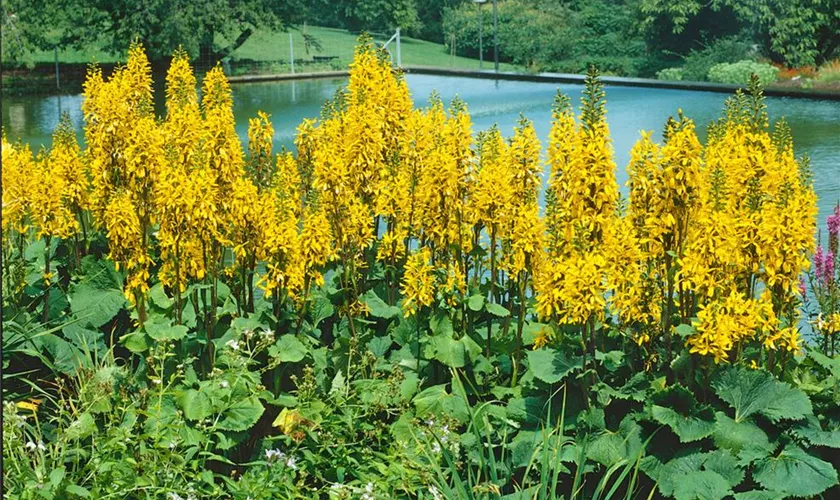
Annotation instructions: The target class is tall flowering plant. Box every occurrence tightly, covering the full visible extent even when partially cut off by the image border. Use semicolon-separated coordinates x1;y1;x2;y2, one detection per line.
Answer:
809;205;840;354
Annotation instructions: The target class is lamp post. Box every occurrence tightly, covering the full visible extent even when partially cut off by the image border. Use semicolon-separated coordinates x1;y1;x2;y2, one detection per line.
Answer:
473;0;487;69
492;0;498;72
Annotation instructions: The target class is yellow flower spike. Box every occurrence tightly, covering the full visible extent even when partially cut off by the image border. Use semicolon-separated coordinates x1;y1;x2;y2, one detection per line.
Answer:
402;248;436;317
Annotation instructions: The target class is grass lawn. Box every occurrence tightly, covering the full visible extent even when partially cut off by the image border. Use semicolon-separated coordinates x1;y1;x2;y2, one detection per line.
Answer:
8;25;517;72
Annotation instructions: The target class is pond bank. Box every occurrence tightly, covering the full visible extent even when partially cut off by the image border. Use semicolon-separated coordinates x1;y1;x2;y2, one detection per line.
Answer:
7;64;840;101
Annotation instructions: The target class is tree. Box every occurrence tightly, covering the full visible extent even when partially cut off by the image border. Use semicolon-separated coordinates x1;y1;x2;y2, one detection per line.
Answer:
641;0;840;66
7;0;306;63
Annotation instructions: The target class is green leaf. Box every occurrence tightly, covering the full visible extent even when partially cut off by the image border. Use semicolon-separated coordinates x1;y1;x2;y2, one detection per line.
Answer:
414;384;448;417
702;450;745;488
732;491;786;500
430;311;453;337
216;397;264;432
752;445;838;497
672;470;732;500
149;283;172;309
367;335;392;357
362;289;401;319
67;260;125;327
177;389;213;421
468;294;485;312
790;415;840;448
808;350;840;379
62;323;106;356
68;283;125;328
651;405;716;443
65;484;91;497
486;303;510;317
65;412;97;440
712;412;774;463
595;350;625;372
430;335;465;368
712;366;811;423
145;316;188;342
658;453;705;496
674;323;695;339
527;348;583;384
120;331;149;353
310;290;335;327
269;335;307;363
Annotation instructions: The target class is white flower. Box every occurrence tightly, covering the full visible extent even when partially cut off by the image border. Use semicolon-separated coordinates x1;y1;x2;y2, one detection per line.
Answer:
265;448;286;462
37;441;46;451
431;442;441;454
25;441;37;451
225;339;240;351
361;482;375;500
430;485;443;500
260;328;274;342
219;380;229;388
285;456;298;470
152;378;162;385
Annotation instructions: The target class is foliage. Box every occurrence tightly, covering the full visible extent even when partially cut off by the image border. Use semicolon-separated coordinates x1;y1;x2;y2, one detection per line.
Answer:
2;0;306;62
3;39;839;499
817;60;840;84
656;67;684;81
707;60;779;86
641;0;840;67
442;0;575;70
442;0;645;75
676;35;757;82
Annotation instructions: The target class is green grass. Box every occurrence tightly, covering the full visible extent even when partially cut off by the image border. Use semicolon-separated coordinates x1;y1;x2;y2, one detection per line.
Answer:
8;25;517;72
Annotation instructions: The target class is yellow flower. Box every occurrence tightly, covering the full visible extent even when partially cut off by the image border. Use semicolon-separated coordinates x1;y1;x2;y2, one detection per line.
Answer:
402;248;435;317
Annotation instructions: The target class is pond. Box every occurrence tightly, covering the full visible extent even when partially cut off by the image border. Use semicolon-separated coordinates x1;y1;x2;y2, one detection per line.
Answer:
3;74;839;230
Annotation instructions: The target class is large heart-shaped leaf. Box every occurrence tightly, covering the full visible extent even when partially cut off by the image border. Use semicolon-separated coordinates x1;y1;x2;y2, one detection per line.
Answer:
527;348;583;384
177;389;213;421
651;405;716;443
269;335;307;363
672;470;733;500
362;289;401;319
216;396;264;432
712;412;774;463
752;445;838;497
712;366;811;423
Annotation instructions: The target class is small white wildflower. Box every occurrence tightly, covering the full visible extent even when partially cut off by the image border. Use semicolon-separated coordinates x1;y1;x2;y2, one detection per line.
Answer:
225;339;240;351
37;441;46;451
430;485;443;500
265;448;286;462
431;442;441;454
285;455;298;470
426;419;435;427
152;378;162;385
25;441;37;451
361;482;375;500
219;380;229;388
260;328;274;341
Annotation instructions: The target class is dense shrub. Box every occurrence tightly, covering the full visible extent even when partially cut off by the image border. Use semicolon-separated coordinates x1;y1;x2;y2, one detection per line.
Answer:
656;67;684;81
708;60;779;86
679;36;755;81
